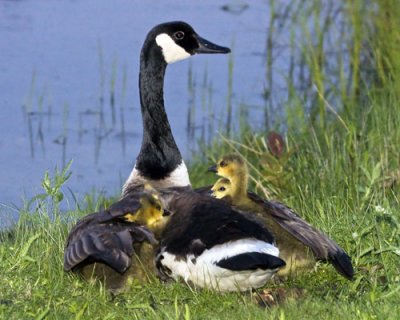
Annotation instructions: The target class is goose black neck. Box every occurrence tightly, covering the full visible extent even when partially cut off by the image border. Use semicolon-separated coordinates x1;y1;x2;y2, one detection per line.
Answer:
135;44;183;180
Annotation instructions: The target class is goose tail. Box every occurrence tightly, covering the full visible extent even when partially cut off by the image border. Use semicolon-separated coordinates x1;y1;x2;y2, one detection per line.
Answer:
329;250;354;280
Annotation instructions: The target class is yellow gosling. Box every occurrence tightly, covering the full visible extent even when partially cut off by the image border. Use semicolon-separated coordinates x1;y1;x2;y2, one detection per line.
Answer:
123;191;168;237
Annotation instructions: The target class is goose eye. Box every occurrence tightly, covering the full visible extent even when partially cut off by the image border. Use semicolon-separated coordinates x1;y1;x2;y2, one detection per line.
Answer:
174;31;185;40
219;187;226;192
155;204;161;211
220;161;226;167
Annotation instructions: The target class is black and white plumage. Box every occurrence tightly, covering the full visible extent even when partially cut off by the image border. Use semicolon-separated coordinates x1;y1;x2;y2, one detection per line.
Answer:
118;22;285;292
122;21;230;193
155;190;285;292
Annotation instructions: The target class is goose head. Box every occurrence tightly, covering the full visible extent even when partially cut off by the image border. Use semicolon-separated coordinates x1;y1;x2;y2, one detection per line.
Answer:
208;154;248;180
142;21;231;65
210;177;232;201
124;190;171;235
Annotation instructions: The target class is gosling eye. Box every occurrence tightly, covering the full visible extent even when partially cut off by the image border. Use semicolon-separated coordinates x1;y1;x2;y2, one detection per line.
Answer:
163;209;171;217
220;161;227;167
174;31;185;40
218;187;226;192
155;204;161;211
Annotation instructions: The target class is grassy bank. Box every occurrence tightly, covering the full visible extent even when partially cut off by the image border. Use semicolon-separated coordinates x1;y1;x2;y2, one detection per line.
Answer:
1;0;400;319
2;106;399;320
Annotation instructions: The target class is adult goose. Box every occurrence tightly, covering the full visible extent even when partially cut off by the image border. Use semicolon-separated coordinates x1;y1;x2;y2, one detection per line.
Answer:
120;21;286;291
208;154;354;280
64;189;170;292
123;21;230;194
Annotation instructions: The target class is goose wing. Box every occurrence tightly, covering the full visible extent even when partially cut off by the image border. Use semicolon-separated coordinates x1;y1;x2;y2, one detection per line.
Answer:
193;185;214;196
247;192;354;279
64;226;133;273
159;191;275;256
107;195;142;219
64;194;144;248
64;209;157;274
156;191;284;289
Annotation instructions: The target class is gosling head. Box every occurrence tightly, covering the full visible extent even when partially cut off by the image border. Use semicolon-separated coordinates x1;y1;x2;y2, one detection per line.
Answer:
208;154;248;180
124;191;170;234
211;178;232;201
143;21;231;65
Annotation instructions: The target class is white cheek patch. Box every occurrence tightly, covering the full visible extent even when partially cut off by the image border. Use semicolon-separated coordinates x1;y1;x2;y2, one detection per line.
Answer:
156;33;191;64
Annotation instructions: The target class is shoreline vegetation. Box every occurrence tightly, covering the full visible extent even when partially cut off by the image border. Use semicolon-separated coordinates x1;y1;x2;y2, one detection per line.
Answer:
1;1;399;318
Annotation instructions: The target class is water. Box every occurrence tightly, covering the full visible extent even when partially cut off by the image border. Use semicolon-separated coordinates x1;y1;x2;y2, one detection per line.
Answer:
0;0;277;222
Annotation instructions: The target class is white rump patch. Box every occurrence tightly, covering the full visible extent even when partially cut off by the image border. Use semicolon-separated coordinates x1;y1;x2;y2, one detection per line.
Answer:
158;239;281;292
156;33;191;64
122;161;191;193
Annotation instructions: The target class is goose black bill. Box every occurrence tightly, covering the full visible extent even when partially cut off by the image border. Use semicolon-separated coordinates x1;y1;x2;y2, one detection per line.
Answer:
195;35;231;54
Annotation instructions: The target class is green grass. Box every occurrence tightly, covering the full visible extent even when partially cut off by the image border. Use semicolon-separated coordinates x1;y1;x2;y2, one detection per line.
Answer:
2;98;399;320
0;180;398;320
2;0;400;319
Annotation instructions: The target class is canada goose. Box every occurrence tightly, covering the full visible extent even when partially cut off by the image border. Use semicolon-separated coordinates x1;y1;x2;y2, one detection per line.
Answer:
118;22;285;292
64;189;170;292
208;154;354;279
155;189;286;292
122;21;230;194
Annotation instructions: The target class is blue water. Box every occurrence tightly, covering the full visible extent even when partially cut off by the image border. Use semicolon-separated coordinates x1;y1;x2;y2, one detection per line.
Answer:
0;0;285;226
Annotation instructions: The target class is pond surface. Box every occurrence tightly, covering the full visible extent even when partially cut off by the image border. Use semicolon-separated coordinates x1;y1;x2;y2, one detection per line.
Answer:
0;0;289;225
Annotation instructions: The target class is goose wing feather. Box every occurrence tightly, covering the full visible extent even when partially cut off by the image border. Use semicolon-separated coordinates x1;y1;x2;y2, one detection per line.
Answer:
64;206;157;273
247;191;354;279
193;185;214;196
